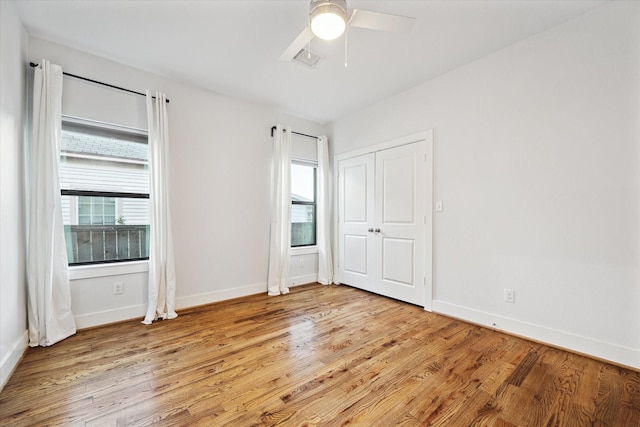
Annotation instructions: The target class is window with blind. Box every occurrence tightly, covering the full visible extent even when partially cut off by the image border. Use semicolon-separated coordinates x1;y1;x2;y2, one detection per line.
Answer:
291;162;317;247
59;120;150;265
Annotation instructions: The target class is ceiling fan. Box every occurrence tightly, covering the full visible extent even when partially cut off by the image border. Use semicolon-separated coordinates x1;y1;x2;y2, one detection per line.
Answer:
280;0;416;65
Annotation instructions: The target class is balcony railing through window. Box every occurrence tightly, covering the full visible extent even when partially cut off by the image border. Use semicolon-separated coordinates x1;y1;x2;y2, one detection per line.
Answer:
64;224;150;265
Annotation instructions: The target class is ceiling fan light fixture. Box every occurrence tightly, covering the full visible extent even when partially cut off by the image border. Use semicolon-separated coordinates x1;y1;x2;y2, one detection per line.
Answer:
310;0;347;41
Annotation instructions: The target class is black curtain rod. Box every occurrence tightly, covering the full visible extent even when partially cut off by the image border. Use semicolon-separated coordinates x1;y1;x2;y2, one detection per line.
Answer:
270;126;318;140
29;62;170;103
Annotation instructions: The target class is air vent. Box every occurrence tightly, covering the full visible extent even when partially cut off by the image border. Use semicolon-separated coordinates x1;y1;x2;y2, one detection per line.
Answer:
293;48;323;68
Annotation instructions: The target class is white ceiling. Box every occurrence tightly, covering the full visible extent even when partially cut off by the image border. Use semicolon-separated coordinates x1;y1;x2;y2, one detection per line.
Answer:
15;0;604;124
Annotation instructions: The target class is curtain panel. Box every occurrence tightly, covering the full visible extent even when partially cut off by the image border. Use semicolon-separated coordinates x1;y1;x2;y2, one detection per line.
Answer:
267;125;292;295
27;59;76;346
143;91;177;324
317;136;333;285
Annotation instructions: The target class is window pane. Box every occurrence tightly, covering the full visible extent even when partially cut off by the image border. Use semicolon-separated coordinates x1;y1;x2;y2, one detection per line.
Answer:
59;122;149;194
93;200;104;221
291;204;316;247
77;196;116;225
62;195;150;264
59;122;150;265
104;201;116;223
291;164;315;203
291;162;317;247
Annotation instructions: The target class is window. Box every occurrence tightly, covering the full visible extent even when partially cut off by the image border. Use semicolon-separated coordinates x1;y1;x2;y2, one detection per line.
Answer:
291;162;316;247
78;196;116;225
59;120;150;265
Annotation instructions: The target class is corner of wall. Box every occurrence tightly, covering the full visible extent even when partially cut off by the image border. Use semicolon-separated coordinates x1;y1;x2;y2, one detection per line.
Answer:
0;0;30;392
0;331;28;392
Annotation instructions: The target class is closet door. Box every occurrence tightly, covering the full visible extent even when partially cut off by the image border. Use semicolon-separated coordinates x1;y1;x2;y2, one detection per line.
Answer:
375;142;426;305
337;138;430;308
338;153;376;292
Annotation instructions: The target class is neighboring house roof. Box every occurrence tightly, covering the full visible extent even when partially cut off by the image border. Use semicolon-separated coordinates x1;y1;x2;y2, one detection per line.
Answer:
61;130;148;162
292;193;313;203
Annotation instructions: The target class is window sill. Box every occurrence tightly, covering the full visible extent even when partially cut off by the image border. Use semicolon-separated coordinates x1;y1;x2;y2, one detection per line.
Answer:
290;246;318;256
68;260;149;281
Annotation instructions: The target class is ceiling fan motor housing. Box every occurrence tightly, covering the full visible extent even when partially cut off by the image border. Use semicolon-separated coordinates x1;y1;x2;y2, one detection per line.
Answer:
310;0;347;16
310;0;348;40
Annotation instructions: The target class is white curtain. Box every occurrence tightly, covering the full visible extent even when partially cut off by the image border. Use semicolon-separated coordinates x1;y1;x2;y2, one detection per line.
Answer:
143;91;177;324
267;125;292;295
317;136;334;285
27;59;77;347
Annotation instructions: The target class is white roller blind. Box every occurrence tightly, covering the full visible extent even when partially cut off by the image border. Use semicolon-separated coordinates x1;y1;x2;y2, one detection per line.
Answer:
290;133;318;162
62;77;148;130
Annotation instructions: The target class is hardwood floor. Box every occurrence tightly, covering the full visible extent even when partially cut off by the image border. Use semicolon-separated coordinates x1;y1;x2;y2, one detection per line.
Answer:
1;283;638;426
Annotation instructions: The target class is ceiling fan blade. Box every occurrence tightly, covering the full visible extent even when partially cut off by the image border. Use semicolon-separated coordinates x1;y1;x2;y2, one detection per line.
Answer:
280;27;315;61
348;8;415;33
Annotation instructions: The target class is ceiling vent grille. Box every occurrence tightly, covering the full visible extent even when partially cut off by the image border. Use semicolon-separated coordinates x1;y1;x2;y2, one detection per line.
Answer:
293;48;323;68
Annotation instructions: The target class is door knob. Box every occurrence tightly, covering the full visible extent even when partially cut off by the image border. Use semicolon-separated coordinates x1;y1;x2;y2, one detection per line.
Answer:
367;228;374;233
374;228;381;233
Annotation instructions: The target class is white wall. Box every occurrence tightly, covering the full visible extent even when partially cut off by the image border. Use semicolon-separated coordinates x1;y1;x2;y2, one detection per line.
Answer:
332;1;640;369
28;37;328;329
0;0;28;390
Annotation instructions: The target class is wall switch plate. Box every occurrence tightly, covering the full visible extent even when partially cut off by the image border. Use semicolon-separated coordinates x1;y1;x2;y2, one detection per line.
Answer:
435;201;443;212
504;289;514;303
114;282;124;295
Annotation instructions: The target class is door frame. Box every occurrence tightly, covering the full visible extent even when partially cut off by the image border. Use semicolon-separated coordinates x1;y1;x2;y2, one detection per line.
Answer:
333;130;434;311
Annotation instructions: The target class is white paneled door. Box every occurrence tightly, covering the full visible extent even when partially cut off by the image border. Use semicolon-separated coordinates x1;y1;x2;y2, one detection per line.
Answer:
338;138;431;307
338;153;376;292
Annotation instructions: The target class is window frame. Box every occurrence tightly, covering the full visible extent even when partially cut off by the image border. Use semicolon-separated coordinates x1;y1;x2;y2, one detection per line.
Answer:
291;160;317;248
60;117;151;267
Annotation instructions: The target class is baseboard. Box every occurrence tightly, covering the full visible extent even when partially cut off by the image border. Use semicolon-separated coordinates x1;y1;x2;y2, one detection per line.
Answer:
432;299;640;371
288;273;318;287
1;330;28;392
74;304;147;329
73;278;325;330
175;282;267;309
74;282;269;329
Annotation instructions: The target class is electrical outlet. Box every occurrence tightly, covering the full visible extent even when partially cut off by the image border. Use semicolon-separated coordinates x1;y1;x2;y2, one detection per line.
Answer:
113;282;124;295
504;288;514;303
